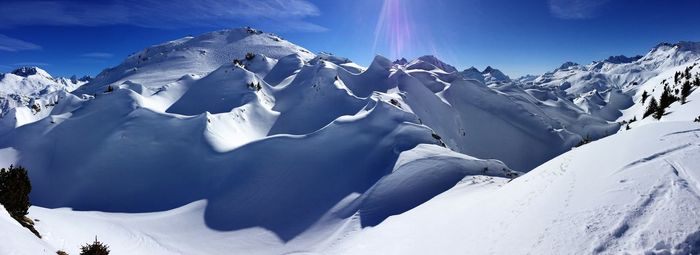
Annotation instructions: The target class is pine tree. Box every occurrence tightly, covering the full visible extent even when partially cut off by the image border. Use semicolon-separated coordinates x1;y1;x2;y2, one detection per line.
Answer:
653;101;665;119
659;85;678;109
80;237;110;255
0;165;31;220
674;71;681;84
643;97;659;118
681;80;692;104
641;90;649;103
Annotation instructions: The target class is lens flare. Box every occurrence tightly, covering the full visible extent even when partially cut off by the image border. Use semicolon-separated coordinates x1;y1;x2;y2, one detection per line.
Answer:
373;0;414;60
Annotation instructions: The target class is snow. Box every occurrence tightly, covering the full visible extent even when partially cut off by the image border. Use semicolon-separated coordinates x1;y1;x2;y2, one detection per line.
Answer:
74;28;315;95
0;101;518;254
529;41;700;97
481;66;511;84
0;27;699;254
461;66;486;84
331;122;700;255
620;61;700;128
0;67;89;133
166;64;268;115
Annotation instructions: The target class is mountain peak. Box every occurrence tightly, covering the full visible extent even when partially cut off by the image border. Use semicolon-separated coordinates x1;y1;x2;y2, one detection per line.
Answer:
393;58;409;65
675;41;700;52
10;66;52;78
415;55;458;73
463;66;480;73
603;55;642;64
79;26;314;94
652;41;700;53
369;55;394;70
480;66;511;83
558;62;579;70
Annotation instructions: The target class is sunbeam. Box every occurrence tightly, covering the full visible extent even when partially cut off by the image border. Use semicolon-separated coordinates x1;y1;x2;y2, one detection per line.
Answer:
373;0;415;60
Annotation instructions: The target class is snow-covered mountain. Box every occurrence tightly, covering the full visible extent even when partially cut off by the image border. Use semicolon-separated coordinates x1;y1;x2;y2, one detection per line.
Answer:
0;28;699;255
74;27;315;95
0;67;90;133
515;41;700;132
459;65;511;85
529;42;700;97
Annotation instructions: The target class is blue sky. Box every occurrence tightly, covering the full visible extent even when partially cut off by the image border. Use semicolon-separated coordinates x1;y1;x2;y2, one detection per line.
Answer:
1;0;699;78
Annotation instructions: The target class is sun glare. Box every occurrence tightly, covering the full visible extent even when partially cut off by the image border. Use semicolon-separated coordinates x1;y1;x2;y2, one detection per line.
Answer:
373;0;414;60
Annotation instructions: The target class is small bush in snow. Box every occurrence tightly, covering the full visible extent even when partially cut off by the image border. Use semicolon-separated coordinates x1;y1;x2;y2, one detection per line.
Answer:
248;82;262;91
31;103;41;113
575;136;592;147
80;237;110;255
431;133;446;147
694;116;700;122
105;86;114;93
57;250;69;255
389;98;401;108
245;52;255;61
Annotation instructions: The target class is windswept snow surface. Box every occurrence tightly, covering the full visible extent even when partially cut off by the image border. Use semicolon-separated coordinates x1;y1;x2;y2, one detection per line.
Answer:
332;122;700;255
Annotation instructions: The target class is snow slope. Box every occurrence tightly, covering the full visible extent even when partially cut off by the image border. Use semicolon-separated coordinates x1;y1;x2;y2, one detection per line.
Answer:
621;61;700;127
0;137;517;255
331;122;700;255
389;59;618;170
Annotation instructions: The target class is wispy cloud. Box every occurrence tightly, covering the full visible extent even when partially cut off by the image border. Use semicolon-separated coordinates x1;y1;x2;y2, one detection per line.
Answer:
0;34;41;52
81;52;114;58
0;0;325;32
548;0;611;20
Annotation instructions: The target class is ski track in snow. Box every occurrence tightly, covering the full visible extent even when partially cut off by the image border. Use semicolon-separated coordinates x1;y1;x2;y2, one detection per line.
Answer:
527;155;575;254
667;159;700;201
595;142;700;254
617;143;695;171
592;178;667;254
